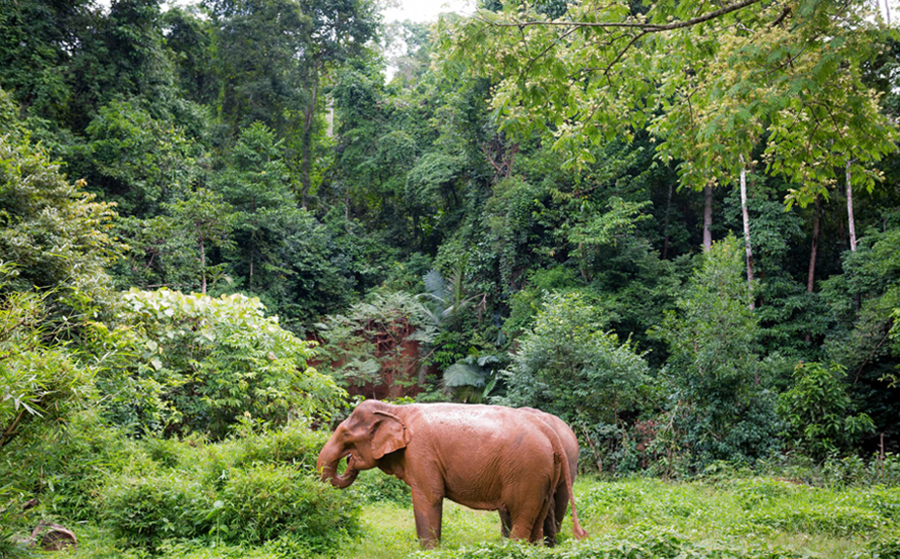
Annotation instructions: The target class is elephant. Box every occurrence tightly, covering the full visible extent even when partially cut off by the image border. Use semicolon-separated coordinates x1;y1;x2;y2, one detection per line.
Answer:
498;407;579;546
316;400;588;548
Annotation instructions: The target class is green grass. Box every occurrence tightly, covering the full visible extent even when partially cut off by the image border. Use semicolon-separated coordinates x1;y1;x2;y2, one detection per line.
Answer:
347;501;503;559
15;476;899;558
346;477;898;559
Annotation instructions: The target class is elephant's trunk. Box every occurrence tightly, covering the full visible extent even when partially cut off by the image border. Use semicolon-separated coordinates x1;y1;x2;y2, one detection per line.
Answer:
329;456;359;489
317;443;360;489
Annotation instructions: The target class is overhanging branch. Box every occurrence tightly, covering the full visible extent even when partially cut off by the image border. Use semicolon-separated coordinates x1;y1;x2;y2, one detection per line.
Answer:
478;0;766;33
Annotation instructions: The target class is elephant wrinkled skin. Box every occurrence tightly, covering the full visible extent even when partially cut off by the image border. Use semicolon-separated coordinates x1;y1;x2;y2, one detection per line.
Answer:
499;407;579;546
316;400;588;548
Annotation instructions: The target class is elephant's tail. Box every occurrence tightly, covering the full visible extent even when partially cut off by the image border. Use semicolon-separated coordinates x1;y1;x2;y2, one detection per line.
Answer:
560;445;589;540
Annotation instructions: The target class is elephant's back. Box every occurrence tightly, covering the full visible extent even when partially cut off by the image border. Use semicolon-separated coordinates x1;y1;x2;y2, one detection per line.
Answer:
408;403;540;440
407;404;557;509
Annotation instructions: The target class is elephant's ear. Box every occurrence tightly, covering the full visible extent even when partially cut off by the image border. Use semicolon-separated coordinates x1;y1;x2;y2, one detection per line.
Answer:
370;410;411;459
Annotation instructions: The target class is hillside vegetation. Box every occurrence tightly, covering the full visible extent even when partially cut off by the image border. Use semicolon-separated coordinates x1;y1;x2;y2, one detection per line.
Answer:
2;0;900;556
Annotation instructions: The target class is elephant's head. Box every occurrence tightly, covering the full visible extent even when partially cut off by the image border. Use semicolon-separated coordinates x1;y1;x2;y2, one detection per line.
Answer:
316;400;411;489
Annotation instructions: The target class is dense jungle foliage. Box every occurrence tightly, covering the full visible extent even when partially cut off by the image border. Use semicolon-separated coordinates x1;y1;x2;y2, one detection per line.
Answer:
2;0;900;556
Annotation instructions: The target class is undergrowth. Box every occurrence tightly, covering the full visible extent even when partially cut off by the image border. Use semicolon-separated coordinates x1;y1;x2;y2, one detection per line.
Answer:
350;477;900;559
5;466;899;558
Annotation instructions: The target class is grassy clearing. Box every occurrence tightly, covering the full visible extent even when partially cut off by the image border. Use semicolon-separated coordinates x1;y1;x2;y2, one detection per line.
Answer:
346;477;899;559
19;475;898;558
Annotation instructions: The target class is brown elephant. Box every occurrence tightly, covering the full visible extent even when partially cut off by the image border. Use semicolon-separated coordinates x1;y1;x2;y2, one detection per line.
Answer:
316;400;588;548
499;407;579;546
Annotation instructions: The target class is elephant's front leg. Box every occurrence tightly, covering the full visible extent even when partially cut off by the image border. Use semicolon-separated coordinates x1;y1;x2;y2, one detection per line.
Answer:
411;488;443;548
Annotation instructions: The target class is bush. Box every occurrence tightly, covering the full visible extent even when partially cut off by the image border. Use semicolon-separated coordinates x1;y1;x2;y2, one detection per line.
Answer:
0;283;97;456
89;422;359;554
651;236;780;469
498;291;650;430
778;362;875;459
0;113;123;314
99;471;213;547
351;468;412;506
230;421;330;471
108;288;346;438
0;409;142;522
218;464;359;549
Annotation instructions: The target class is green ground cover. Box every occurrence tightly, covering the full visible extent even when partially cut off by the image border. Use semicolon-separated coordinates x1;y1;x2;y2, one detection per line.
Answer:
38;475;898;559
348;477;898;559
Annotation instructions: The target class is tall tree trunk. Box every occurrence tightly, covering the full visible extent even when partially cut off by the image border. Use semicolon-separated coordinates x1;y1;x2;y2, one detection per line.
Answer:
846;160;857;252
200;235;207;295
300;69;319;209
807;195;821;294
703;185;713;251
345;182;351;221
739;155;755;309
662;183;673;259
805;195;821;343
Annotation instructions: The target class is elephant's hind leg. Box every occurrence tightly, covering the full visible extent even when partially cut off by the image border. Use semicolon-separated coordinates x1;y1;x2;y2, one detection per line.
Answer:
543;496;559;546
507;500;548;544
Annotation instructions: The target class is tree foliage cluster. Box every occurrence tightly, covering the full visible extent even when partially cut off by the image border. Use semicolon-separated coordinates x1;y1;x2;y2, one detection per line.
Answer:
3;0;900;552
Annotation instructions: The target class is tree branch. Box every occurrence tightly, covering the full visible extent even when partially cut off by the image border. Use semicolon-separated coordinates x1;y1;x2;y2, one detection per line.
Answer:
479;0;765;33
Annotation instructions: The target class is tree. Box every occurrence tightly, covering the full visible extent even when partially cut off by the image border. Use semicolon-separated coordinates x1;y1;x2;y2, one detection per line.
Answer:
0;88;123;311
164;188;235;294
0;0;96;123
204;0;379;207
441;0;896;273
499;291;650;429
215;121;294;289
765;63;897;252
82;99;203;217
651;236;779;465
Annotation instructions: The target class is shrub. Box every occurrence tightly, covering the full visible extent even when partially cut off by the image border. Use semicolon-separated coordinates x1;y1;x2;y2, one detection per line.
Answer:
650;236;780;469
0;116;123;314
498;291;650;430
230;421;330;471
0;408;142;521
0;283;96;455
351;468;412;505
111;288;346;438
218;464;359;550
98;472;214;547
778;361;875;459
87;422;360;554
